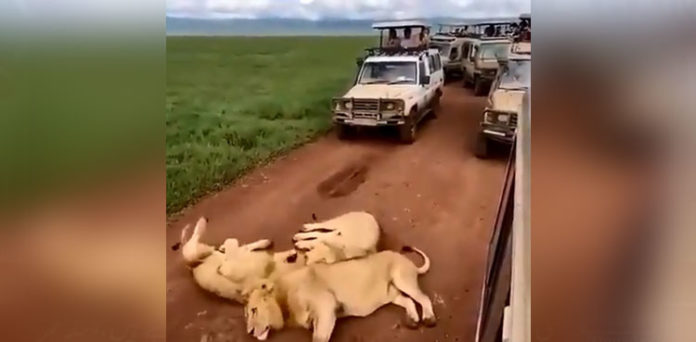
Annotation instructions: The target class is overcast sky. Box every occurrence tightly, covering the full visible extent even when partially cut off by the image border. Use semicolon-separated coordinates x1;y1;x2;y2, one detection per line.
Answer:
167;0;530;20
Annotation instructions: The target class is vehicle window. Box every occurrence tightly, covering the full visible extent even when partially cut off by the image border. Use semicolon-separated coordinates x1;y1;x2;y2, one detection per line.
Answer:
479;43;509;60
434;55;442;70
430;43;450;57
428;55;436;74
470;45;478;61
358;62;417;85
419;61;426;81
498;60;531;89
462;42;470;57
449;47;458;60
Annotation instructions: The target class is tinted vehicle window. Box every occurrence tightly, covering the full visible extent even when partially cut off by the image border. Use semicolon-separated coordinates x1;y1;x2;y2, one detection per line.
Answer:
428;55;436;73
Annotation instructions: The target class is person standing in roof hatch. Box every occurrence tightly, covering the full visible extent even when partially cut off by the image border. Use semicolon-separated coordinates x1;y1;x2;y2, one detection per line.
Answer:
386;28;401;48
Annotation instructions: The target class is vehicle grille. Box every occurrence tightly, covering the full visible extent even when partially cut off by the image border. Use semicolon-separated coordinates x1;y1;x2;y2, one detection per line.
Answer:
353;99;379;112
353;112;380;119
509;113;518;127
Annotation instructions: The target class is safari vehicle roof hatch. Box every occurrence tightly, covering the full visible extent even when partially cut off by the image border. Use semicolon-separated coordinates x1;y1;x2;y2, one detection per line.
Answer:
372;19;430;29
509;42;531;57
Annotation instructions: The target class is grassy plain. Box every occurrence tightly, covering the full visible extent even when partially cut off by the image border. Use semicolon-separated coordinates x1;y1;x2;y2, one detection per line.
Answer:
166;36;372;213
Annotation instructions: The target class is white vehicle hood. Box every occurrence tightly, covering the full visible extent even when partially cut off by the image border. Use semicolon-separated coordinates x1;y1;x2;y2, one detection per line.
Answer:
490;89;525;113
343;84;421;101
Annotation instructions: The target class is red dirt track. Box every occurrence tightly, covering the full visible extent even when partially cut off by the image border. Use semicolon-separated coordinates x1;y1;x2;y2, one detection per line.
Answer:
166;84;507;342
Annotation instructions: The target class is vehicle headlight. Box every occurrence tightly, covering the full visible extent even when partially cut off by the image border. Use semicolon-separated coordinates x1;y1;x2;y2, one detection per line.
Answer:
344;101;353;110
484;112;497;123
498;114;509;123
386;103;395;110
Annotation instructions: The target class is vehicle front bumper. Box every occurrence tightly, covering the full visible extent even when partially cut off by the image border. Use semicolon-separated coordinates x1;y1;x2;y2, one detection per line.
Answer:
477;69;498;81
480;123;515;143
444;63;462;73
333;112;406;126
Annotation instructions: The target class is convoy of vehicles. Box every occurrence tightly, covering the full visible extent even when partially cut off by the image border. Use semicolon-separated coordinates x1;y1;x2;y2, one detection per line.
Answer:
332;14;531;163
429;19;516;82
332;20;444;143
473;14;532;158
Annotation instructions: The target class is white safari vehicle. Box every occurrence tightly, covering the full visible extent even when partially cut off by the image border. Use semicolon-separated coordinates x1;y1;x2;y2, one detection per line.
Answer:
475;39;530;158
429;23;470;79
459;20;515;96
430;19;514;82
332;20;444;143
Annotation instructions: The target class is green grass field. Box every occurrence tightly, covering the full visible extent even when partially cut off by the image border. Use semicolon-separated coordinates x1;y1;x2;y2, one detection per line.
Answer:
166;36;372;214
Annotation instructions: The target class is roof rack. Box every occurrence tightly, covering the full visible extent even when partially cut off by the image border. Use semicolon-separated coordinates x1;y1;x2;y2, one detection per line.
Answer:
372;19;430;29
364;46;428;57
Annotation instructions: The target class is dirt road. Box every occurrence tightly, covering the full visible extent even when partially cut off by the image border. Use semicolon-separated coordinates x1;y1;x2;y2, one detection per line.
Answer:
166;84;507;342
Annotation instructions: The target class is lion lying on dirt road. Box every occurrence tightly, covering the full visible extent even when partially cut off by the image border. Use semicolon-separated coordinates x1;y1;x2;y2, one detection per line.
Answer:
179;217;305;303
293;211;380;264
178;212;381;304
243;246;436;342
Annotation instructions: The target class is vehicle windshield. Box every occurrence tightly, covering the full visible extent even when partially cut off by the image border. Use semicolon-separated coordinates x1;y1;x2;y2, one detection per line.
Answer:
358;61;417;85
499;60;530;89
429;43;451;57
479;43;509;60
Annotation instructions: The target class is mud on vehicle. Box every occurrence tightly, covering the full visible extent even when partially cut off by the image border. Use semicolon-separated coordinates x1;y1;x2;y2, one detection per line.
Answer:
333;20;444;144
475;40;530;158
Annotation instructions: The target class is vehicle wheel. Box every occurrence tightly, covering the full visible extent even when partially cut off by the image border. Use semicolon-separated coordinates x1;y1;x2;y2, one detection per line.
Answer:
462;73;471;88
475;133;489;158
399;116;417;144
430;93;441;119
474;77;487;96
335;124;353;140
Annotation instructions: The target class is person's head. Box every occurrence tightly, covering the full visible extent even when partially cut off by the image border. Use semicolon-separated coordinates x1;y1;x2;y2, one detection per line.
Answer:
389;28;397;39
404;27;412;38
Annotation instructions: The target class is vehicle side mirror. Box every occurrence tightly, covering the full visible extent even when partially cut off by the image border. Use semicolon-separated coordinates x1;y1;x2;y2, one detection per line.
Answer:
356;57;364;67
420;75;430;85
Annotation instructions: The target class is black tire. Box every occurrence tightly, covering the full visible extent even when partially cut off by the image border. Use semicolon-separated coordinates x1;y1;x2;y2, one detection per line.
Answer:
399;113;417;144
335;124;353;140
462;73;471;88
474;77;487;96
430;93;441;119
475;133;489;158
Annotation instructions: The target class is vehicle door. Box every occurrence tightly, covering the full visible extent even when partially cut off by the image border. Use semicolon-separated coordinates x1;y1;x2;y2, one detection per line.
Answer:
429;53;444;90
448;44;460;65
460;41;471;73
468;43;480;77
417;59;430;114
